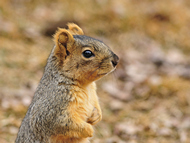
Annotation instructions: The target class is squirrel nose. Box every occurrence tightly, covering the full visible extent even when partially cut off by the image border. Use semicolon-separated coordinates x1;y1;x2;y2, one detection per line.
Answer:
111;54;119;67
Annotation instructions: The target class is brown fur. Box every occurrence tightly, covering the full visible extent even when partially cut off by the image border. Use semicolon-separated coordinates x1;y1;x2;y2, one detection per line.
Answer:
15;23;119;143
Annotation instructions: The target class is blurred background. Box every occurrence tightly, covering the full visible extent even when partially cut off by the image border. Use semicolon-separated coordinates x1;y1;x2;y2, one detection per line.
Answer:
1;0;190;142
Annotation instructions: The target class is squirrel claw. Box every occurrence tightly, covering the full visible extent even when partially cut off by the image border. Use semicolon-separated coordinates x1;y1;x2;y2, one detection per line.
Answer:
87;107;102;125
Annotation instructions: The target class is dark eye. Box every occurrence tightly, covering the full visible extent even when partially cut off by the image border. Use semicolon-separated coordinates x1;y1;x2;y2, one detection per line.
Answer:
82;50;94;58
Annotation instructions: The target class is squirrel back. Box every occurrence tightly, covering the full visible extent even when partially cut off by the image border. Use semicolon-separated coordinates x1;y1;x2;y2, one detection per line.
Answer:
16;23;119;143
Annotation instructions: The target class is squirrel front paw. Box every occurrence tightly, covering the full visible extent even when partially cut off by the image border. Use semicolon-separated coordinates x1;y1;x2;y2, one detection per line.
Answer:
82;123;93;138
87;107;102;125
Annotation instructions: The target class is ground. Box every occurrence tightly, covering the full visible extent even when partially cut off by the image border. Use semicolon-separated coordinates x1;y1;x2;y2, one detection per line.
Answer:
1;0;190;143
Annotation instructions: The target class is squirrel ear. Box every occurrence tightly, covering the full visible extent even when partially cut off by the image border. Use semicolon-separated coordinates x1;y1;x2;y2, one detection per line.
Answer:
67;23;84;35
53;28;74;60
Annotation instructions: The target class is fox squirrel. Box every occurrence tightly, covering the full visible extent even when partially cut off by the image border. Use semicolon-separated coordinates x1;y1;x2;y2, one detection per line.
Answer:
15;23;119;143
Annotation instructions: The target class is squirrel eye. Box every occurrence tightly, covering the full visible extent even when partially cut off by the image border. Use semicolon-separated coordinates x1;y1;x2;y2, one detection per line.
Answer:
82;50;94;58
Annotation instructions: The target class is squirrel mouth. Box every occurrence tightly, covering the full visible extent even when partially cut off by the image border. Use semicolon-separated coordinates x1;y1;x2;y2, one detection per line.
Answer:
98;73;107;76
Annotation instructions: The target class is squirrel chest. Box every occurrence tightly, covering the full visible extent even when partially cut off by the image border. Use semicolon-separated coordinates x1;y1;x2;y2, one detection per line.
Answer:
68;82;97;121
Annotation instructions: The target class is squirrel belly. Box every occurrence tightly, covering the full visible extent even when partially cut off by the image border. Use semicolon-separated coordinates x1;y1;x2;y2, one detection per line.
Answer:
49;82;99;143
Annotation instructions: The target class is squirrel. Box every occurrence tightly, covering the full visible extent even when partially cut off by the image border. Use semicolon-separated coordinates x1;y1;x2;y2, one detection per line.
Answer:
15;23;119;143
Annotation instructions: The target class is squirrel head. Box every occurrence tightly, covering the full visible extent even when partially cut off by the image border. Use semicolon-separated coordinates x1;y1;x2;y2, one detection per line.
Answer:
53;23;119;86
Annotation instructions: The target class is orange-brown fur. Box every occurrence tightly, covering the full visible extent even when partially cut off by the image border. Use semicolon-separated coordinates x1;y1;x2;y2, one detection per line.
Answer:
49;25;104;143
50;83;101;143
16;23;119;143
